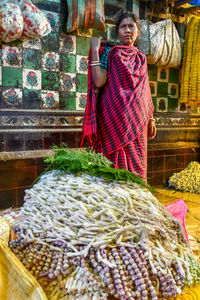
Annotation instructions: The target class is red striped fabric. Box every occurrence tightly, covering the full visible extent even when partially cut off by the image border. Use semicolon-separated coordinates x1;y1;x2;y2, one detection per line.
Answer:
106;128;147;181
82;44;154;179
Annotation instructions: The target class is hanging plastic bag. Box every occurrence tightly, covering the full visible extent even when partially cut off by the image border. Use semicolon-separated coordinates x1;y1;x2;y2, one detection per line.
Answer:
137;19;182;68
0;3;23;42
21;0;51;39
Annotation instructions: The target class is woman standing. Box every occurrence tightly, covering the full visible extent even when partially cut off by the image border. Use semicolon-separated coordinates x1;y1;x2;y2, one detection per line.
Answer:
82;12;156;181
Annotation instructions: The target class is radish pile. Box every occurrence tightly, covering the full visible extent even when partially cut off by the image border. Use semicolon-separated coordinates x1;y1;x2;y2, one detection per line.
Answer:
10;170;200;300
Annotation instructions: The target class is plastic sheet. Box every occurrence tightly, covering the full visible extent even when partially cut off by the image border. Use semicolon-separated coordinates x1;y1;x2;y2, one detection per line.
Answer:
21;0;51;40
166;198;189;243
137;19;182;67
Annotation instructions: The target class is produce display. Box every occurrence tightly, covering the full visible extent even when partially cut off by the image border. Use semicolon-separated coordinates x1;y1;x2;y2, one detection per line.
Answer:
169;161;200;194
180;17;200;107
9;149;200;300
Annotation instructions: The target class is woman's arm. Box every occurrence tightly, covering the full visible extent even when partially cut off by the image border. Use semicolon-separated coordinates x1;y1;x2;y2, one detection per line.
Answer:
90;38;107;88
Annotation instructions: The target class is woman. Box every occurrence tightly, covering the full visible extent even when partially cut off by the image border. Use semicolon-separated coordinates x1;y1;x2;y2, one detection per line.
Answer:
82;12;156;181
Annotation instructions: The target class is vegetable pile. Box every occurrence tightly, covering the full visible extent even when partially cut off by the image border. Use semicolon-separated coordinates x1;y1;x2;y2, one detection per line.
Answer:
169;161;200;194
9;150;200;300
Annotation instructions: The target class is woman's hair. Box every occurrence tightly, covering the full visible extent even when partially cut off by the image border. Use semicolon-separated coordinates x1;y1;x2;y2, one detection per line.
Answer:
115;12;141;40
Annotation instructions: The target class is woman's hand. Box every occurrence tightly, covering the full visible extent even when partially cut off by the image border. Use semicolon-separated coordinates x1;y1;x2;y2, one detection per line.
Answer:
90;37;102;52
148;119;157;140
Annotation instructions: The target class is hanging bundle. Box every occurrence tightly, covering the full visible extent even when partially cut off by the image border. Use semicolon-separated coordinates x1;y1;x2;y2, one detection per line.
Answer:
21;0;51;40
0;0;51;43
137;19;182;68
0;3;24;42
65;0;105;33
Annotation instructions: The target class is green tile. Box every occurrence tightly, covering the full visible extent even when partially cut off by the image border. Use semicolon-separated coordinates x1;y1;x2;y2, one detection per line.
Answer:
152;97;157;111
157;82;168;97
59;91;76;110
168;98;178;112
41;32;59;52
60;53;76;73
169;68;179;83
2;67;22;88
76;74;88;93
42;70;59;90
23;49;41;70
148;65;158;81
0;49;1;66
92;28;107;40
23;90;41;109
76;36;90;56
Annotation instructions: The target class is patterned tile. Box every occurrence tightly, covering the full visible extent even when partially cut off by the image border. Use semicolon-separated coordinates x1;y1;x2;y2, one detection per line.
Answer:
179;102;187;113
2;88;22;108
2;67;22;88
59;91;76;110
22;116;39;126
0;50;2;66
76;74;87;93
76;55;88;74
41;10;60;32
76;92;87;110
157;97;168;112
60;53;76;73
168;98;178;112
23;49;42;70
23;90;41;109
2;46;22;68
41;32;60;52
60;72;76;91
42;70;59;90
157;82;168;97
76;36;90;56
41;90;59;109
23;69;41;90
148;65;158;81
60;35;76;54
149;81;157;97
23;39;41;50
157;67;169;82
168;83;179;98
42;52;59;71
107;24;118;43
152;97;157;111
169;68;179;83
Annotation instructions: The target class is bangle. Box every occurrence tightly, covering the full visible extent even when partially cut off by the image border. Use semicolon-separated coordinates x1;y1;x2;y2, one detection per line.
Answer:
150;117;156;122
90;63;101;67
91;60;100;63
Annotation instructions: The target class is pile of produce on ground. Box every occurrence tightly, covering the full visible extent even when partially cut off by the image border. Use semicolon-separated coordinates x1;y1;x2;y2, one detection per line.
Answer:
9;149;200;300
169;161;200;194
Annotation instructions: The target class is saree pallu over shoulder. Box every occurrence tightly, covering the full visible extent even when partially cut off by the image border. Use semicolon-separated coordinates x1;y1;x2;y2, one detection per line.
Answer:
81;45;154;155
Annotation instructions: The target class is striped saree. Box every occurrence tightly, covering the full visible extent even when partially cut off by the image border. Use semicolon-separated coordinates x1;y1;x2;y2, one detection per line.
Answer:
82;45;154;180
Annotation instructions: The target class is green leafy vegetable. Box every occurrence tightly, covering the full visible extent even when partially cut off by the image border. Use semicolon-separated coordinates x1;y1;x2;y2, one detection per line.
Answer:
40;147;153;191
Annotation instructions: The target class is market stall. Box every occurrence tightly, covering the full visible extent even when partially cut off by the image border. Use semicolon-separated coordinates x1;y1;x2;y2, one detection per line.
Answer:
0;0;200;299
0;149;200;299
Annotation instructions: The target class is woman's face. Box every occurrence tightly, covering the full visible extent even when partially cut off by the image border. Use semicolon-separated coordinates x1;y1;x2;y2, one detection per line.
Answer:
118;17;138;46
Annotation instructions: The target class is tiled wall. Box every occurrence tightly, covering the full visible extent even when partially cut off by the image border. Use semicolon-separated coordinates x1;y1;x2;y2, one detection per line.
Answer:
148;66;180;113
